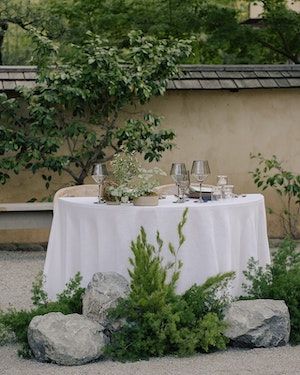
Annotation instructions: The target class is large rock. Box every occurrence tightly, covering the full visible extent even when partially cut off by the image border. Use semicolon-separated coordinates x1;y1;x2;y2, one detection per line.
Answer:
82;272;130;328
224;299;290;348
28;312;107;365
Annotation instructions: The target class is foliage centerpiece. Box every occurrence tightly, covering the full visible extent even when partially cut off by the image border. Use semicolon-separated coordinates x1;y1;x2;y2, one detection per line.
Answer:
103;152;165;205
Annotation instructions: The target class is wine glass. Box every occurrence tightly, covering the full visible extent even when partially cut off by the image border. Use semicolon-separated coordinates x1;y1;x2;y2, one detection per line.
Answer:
191;160;210;203
170;163;188;203
92;163;108;204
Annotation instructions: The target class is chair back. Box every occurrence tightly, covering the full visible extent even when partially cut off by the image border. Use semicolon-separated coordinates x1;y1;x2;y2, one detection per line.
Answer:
154;184;177;196
53;185;98;206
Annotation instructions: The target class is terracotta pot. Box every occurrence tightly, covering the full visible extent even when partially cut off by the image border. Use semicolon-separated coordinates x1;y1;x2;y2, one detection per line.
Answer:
133;195;159;206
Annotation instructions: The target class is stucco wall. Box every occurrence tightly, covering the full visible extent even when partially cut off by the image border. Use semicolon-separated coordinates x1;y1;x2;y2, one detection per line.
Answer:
1;88;300;241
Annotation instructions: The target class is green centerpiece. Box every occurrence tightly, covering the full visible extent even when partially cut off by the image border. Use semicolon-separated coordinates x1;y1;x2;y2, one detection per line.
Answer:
103;152;165;206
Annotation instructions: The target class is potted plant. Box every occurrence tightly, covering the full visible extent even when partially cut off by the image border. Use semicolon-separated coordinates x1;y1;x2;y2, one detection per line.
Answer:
129;167;165;206
104;152;165;206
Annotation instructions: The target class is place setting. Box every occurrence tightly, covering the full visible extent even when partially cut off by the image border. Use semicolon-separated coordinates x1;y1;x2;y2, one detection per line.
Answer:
170;160;237;205
90;156;239;207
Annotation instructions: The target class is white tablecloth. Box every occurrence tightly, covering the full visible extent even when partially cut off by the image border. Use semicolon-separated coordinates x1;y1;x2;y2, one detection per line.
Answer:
44;194;270;300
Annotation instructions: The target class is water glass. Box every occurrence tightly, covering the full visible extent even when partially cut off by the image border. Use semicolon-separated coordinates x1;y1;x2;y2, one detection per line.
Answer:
170;163;189;203
223;185;234;199
211;186;222;201
178;175;190;202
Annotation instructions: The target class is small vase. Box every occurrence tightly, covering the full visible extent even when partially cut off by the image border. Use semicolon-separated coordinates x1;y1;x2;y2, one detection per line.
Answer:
133;195;159;206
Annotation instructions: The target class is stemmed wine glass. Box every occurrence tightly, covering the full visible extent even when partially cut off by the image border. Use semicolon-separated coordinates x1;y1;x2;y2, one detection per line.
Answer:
170;163;189;203
191;160;210;203
92;163;108;204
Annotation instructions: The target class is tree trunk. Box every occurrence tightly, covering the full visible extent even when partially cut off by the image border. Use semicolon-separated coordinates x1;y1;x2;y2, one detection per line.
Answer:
0;20;8;65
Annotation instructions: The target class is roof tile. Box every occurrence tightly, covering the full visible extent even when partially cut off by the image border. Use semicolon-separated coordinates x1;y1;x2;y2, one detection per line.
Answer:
167;80;176;89
289;71;300;77
258;79;278;88
0;72;10;80
8;72;24;80
219;79;237;90
24;72;37;80
281;71;292;78
287;78;300;87
274;78;290;88
189;71;203;79
216;71;243;79
15;80;36;88
3;81;17;90
267;71;284;78
199;79;222;89
235;79;262;89
201;71;218;79
174;79;201;89
241;72;258;79
253;71;270;78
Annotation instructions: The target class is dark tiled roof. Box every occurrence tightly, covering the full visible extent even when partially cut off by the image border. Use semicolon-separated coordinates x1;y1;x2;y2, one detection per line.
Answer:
1;65;300;91
0;66;37;91
173;65;300;90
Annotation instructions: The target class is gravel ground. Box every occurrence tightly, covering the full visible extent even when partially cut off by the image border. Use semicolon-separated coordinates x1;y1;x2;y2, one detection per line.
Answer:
1;250;300;375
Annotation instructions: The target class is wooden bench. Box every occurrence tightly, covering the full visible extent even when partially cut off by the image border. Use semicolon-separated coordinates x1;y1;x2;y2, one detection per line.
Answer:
0;203;53;230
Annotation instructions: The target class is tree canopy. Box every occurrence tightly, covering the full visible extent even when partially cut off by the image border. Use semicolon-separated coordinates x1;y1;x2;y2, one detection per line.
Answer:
1;0;300;65
0;31;192;190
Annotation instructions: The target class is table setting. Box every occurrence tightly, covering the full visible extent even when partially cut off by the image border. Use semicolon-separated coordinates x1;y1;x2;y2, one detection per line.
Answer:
44;155;270;301
90;156;244;207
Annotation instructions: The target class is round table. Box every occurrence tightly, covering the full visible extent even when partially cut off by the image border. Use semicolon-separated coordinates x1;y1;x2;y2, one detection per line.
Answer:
44;194;270;300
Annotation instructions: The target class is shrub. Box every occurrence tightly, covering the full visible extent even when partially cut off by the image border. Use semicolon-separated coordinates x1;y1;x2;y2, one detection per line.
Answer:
250;153;300;238
242;238;300;344
0;272;85;357
105;209;235;361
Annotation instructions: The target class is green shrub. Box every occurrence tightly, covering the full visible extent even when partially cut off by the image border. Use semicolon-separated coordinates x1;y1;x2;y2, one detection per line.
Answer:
250;153;300;238
106;209;235;361
0;272;85;357
242;238;300;344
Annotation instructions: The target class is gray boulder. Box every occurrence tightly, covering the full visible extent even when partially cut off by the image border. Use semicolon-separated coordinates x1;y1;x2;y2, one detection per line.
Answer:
224;299;290;348
28;312;107;365
82;272;130;328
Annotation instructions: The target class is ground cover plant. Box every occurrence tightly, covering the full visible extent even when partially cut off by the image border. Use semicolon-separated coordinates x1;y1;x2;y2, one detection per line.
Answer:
242;238;300;344
0;272;85;357
106;208;235;361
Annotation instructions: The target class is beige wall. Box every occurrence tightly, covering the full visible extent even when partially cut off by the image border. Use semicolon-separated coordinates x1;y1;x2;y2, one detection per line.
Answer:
1;88;300;241
250;1;300;18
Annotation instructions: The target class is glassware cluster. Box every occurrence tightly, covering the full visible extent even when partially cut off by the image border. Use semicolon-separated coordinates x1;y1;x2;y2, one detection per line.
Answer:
91;160;235;205
170;161;235;203
170;160;211;203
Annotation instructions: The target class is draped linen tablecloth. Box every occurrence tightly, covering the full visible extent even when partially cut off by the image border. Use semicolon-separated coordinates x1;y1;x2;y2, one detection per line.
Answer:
44;194;270;300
